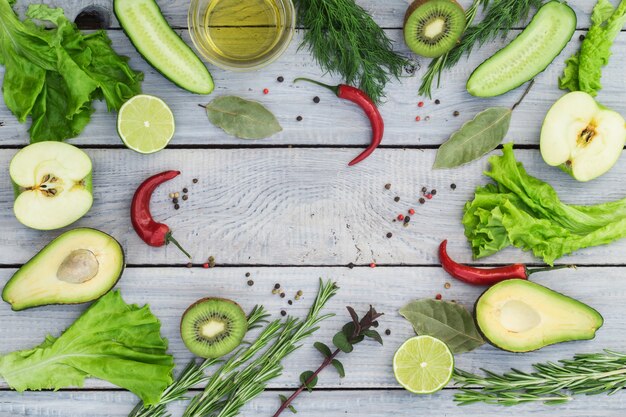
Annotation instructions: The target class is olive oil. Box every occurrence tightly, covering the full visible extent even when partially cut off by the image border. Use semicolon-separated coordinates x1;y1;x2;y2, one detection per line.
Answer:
202;0;284;62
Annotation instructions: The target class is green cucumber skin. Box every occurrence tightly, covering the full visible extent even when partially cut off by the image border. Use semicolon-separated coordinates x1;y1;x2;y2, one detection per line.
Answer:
466;1;576;98
114;0;214;95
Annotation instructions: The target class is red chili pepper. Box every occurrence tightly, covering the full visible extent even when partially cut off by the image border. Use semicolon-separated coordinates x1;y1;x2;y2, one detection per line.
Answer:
131;170;191;258
438;240;574;286
294;78;383;166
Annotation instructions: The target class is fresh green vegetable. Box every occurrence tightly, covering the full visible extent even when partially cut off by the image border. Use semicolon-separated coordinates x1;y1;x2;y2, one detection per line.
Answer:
419;0;543;98
454;350;626;405
203;96;282;139
560;0;626;96
273;306;383;417
129;305;270;417
0;291;173;406
463;143;626;264
476;279;603;352
466;1;576;97
294;0;408;104
114;0;214;95
3;228;125;310
399;299;484;354
0;1;142;142
182;279;338;417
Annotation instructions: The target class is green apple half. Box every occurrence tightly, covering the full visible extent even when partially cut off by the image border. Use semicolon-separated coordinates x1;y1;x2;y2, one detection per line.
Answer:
10;142;93;230
540;91;626;182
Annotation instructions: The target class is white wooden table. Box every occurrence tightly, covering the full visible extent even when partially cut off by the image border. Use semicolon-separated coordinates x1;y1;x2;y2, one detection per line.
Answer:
1;1;625;416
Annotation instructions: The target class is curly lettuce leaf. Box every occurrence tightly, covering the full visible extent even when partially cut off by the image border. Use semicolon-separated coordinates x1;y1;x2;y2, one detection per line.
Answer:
560;0;626;95
0;1;142;142
0;291;174;406
463;144;626;264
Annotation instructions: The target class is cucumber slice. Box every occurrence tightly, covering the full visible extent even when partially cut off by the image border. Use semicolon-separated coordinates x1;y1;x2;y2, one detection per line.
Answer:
114;0;214;95
466;1;576;97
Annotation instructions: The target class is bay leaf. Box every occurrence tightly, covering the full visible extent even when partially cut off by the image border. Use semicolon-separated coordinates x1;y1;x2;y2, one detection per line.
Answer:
204;96;282;139
433;107;511;169
399;299;485;354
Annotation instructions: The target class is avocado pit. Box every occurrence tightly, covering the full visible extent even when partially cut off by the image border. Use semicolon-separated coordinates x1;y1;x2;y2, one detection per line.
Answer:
499;300;541;333
57;249;99;284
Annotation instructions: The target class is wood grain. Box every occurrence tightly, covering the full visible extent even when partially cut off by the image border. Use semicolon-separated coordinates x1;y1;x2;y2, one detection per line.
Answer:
1;266;623;389
2;148;626;266
1;389;625;417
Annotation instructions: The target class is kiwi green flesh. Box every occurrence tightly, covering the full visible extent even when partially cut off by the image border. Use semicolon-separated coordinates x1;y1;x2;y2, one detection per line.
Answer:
404;0;465;58
181;298;247;358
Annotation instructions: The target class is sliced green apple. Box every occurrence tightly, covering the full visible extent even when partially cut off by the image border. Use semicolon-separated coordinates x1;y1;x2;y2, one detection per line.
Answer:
540;92;626;182
10;142;93;230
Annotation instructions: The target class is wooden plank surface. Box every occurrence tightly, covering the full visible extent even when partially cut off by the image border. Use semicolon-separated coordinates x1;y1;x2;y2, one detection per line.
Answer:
2;389;625;417
2;1;626;416
2;148;626;266
1;267;623;389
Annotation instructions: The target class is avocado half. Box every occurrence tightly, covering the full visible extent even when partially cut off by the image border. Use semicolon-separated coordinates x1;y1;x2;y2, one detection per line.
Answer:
2;228;125;311
475;279;603;352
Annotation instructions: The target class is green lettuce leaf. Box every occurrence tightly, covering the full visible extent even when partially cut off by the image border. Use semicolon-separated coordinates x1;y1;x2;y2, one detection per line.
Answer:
0;291;174;406
559;0;626;95
463;144;626;264
0;1;142;142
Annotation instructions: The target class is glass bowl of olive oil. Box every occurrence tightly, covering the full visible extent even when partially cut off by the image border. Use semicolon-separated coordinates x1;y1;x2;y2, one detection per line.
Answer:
188;0;295;71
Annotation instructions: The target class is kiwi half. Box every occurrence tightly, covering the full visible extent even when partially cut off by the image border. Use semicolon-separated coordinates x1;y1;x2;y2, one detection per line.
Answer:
180;297;247;358
404;0;465;58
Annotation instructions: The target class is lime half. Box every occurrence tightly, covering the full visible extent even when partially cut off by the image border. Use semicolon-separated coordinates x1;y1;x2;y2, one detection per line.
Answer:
117;95;175;154
393;335;454;394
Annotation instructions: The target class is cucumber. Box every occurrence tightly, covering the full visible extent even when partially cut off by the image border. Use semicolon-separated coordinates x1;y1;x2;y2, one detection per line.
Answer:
114;0;214;95
466;1;576;97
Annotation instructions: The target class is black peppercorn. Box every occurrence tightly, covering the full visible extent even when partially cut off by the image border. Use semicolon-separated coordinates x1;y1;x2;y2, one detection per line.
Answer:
277;76;284;82
434;99;440;105
450;183;457;190
174;204;180;210
313;96;320;103
247;280;254;286
394;196;400;202
296;115;303;121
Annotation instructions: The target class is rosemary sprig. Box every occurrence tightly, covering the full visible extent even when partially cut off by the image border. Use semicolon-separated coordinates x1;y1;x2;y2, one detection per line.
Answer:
182;279;339;417
128;305;271;417
419;0;543;98
454;350;626;406
294;0;408;104
272;306;383;417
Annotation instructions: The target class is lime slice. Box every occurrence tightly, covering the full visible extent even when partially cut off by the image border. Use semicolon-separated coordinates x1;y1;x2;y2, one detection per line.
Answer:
393;335;454;394
117;95;175;154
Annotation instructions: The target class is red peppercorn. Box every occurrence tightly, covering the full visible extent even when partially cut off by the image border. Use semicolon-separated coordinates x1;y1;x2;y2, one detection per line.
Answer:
263;88;269;94
415;116;421;122
370;263;376;268
435;293;442;300
408;208;415;215
418;101;424;107
397;214;404;221
426;194;433;199
203;263;209;269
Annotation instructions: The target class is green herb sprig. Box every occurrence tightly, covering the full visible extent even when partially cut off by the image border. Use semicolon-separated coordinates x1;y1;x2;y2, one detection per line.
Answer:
454;350;626;405
128;306;270;417
272;306;383;417
294;0;408;104
419;0;543;98
182;279;339;417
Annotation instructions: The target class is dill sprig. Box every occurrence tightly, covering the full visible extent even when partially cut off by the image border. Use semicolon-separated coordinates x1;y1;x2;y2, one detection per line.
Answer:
294;0;408;104
454;350;626;406
419;0;543;98
128;306;271;417
182;279;339;417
